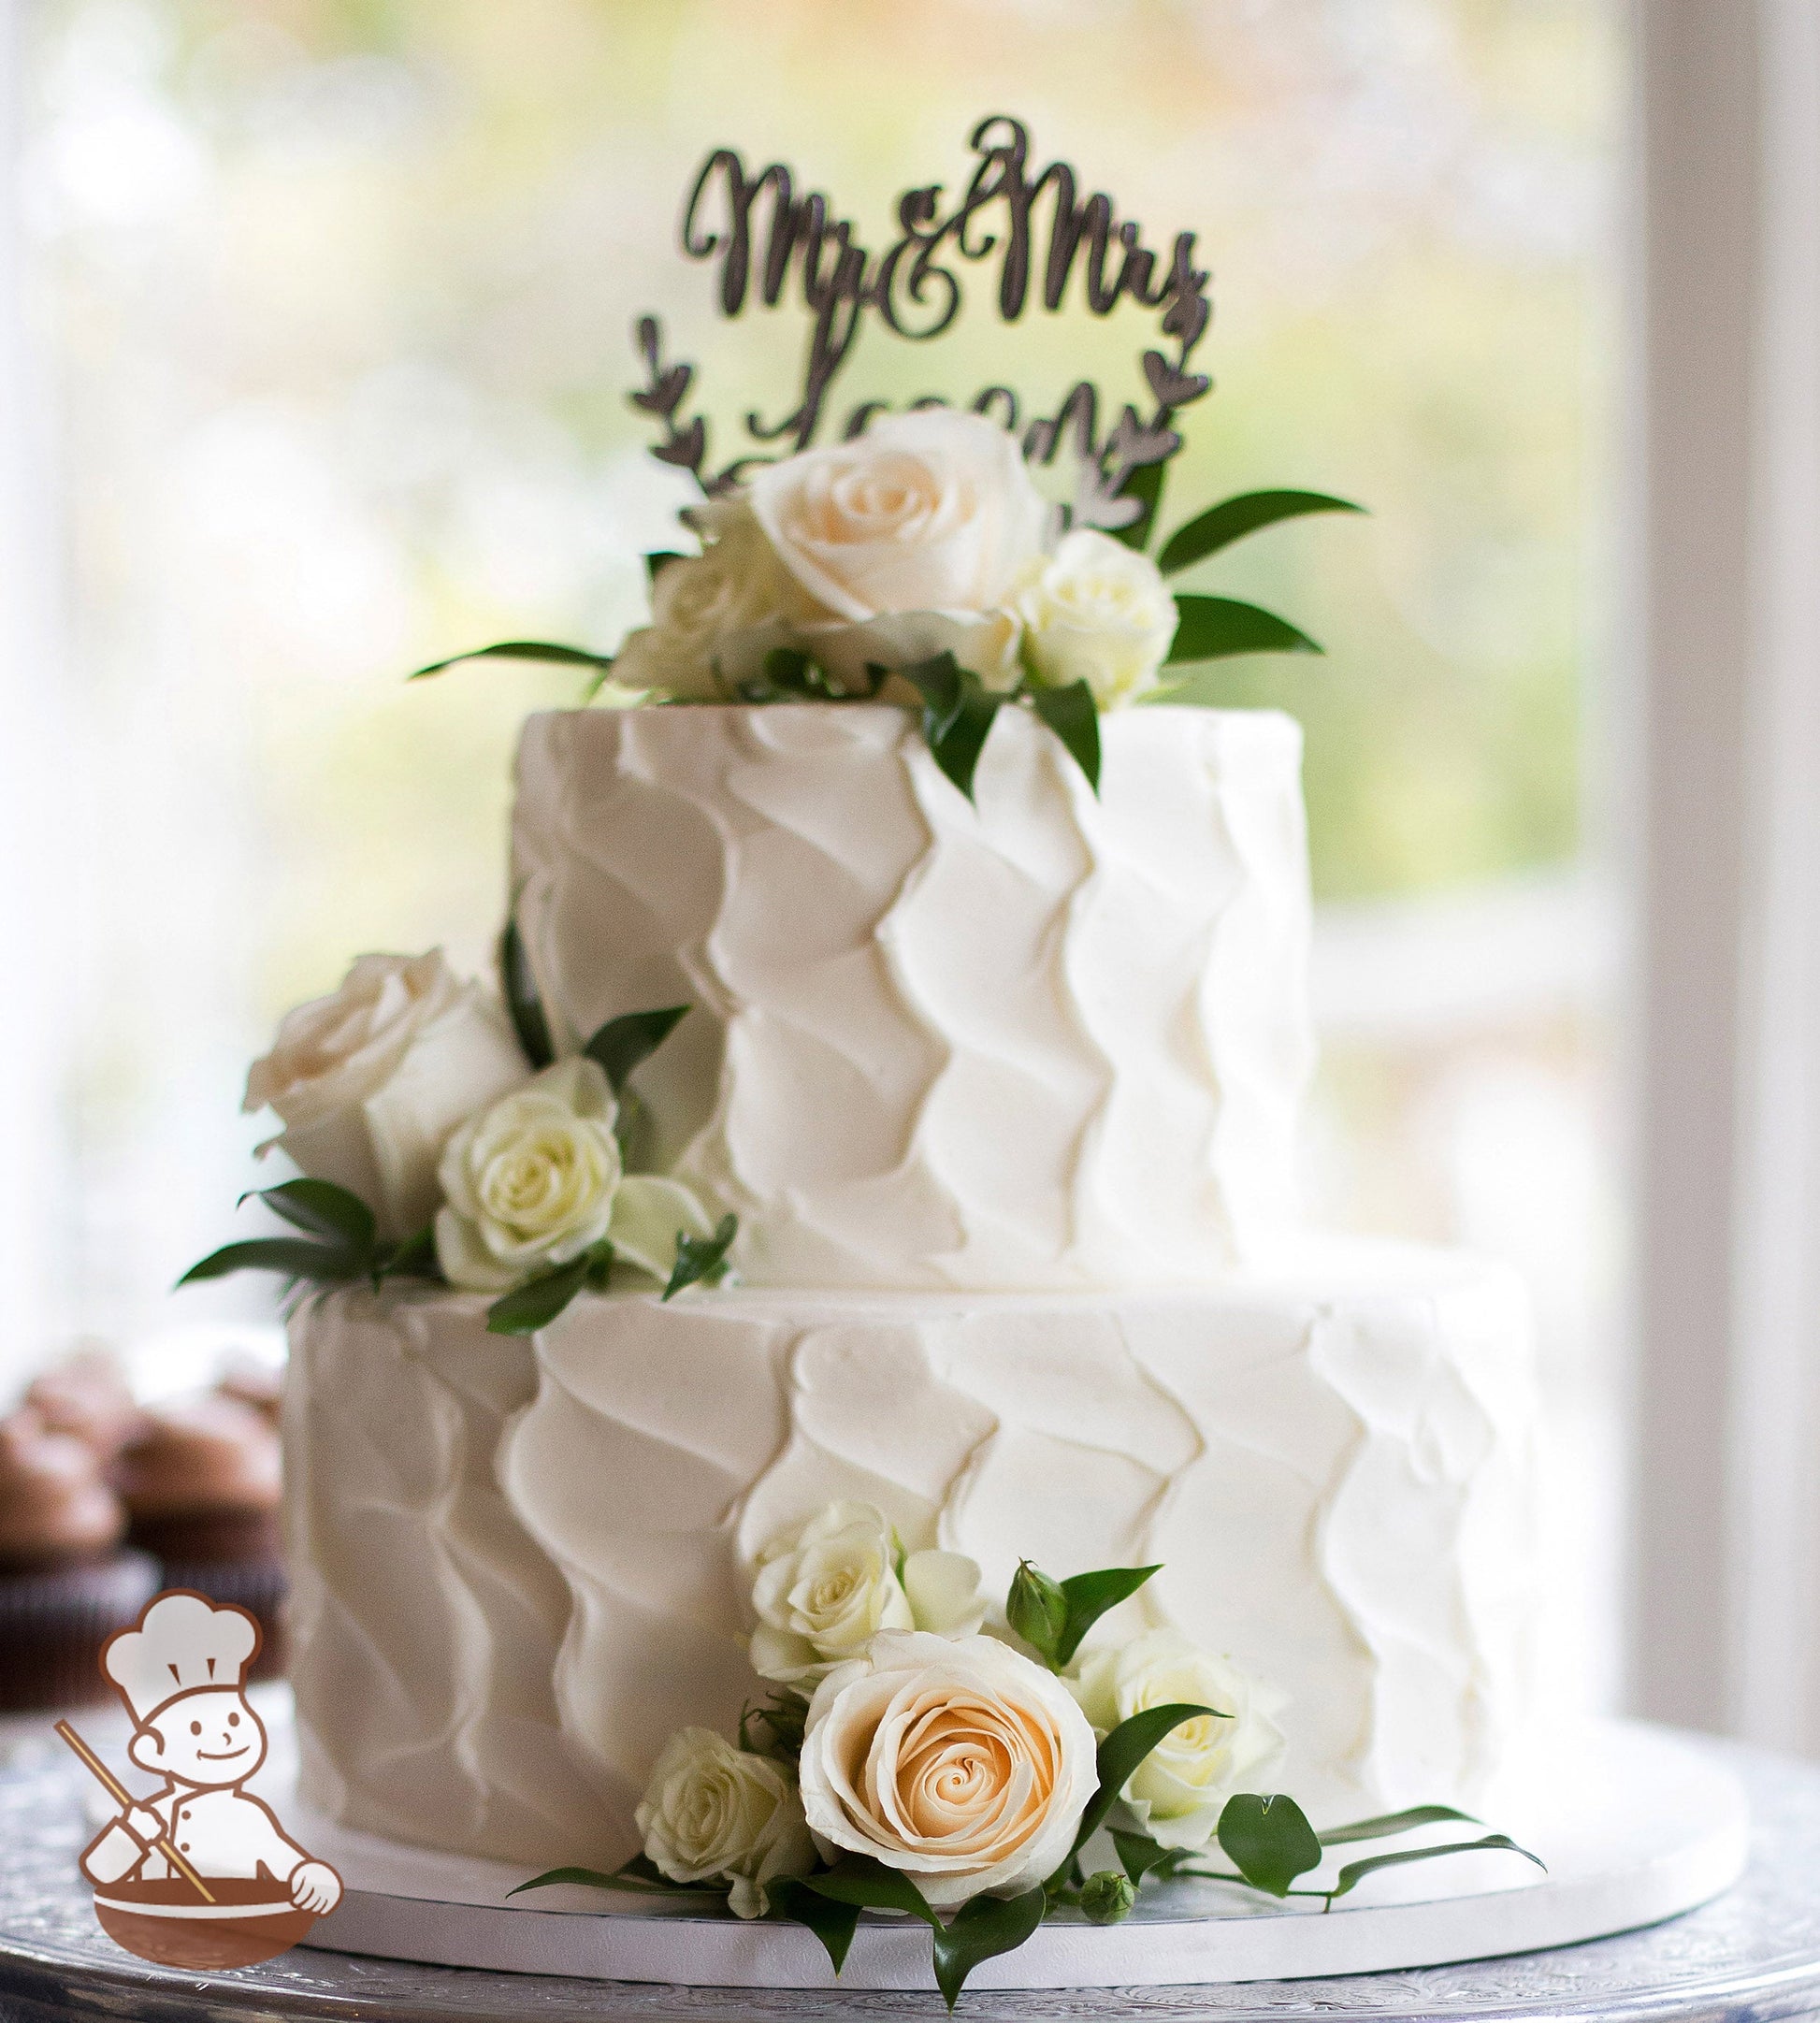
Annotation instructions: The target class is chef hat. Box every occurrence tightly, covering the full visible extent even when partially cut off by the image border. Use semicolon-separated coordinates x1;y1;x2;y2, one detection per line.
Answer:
104;1591;260;1726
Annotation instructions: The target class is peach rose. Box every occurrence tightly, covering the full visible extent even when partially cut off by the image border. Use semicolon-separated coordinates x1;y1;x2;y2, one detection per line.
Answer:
797;1629;1097;1909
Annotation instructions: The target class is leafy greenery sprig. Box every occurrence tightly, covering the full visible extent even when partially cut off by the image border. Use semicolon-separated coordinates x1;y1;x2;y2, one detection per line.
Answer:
178;1178;438;1302
406;477;1364;802
511;1553;1540;2009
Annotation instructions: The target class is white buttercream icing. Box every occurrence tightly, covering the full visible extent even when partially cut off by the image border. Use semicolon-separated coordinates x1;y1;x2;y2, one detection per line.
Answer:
284;1243;1538;1865
283;1291;615;1865
511;703;1314;1290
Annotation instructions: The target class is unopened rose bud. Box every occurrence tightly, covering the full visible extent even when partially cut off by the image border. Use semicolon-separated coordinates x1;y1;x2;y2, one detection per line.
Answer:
1079;1870;1136;1925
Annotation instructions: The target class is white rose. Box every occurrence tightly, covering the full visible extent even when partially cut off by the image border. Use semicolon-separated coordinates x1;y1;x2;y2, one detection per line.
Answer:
798;1629;1098;1909
434;1057;717;1292
748;410;1048;625
748;1501;986;1686
1016;528;1178;708
1068;1628;1286;1851
613;499;817;701
244;950;527;1241
635;1727;815;1919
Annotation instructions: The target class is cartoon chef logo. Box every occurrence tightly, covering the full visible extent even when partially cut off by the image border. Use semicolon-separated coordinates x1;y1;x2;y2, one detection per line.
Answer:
60;1590;341;1969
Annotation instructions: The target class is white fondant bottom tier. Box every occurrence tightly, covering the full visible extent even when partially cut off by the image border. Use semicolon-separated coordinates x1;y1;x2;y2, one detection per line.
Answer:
282;1239;1538;1872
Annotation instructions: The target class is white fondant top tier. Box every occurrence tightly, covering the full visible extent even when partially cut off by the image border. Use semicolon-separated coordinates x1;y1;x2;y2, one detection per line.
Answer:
512;702;1314;1290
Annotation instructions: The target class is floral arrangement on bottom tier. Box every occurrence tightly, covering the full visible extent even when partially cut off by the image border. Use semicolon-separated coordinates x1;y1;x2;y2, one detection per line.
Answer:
514;1502;1540;2008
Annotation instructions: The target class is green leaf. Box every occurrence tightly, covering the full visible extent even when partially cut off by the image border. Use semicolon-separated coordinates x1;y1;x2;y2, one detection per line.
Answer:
583;1006;690;1094
1110;1829;1197;1886
1110;456;1167;551
1005;1561;1070;1668
1167;596;1322;665
499;915;554;1070
1055;1564;1161;1669
1157;490;1365;576
804;1855;942;1931
931;686;1003;802
507;1864;624;1899
769;1877;860;1972
1318;1803;1481;1847
903;653;1004;803
507;1857;727;1900
664;1213;738;1301
1327;1833;1544;1905
1070;1703;1219;1860
485;1253;593;1337
177;1237;367;1288
1027;680;1101;795
932;1886;1047;2011
409;640;618;681
1217;1794;1323;1898
376;1225;440;1281
1076;1870;1137;1925
645;551;685;585
242;1178;376;1252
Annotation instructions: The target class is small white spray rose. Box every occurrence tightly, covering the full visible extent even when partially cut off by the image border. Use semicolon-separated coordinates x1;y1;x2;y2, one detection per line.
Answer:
612;499;816;701
1016;527;1178;708
434;1058;622;1291
748;1502;986;1685
748;410;1049;624
244;950;527;1241
798;1628;1099;1909
635;1727;815;1918
1068;1628;1286;1851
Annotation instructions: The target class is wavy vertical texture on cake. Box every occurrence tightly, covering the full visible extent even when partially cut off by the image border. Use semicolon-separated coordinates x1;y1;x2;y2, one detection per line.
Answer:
283;1290;617;1865
511;703;1315;1290
478;1244;1536;1858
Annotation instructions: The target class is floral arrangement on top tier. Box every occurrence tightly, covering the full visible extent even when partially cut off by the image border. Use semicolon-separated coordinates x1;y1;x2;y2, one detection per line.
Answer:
180;948;735;1336
413;116;1364;802
514;1501;1540;2009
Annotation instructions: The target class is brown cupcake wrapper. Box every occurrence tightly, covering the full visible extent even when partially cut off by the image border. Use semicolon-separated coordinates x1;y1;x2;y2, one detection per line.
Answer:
126;1509;282;1565
0;1550;161;1712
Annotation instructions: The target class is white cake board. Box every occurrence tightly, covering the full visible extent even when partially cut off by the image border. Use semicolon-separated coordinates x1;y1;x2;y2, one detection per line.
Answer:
294;1719;1748;1991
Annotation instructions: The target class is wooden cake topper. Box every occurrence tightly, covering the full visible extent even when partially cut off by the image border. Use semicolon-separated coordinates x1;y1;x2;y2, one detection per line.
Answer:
631;113;1213;530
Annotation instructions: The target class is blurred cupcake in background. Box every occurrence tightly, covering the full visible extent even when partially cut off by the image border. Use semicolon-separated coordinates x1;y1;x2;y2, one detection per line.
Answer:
0;1409;159;1712
115;1395;287;1677
24;1347;145;1464
214;1354;282;1431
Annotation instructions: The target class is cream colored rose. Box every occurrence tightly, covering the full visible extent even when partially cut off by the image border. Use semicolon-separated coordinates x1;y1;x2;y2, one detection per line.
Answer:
748;410;1048;625
1016;528;1177;708
612;499;815;701
798;1628;1097;1909
1069;1628;1285;1851
435;1057;716;1292
748;1501;986;1686
635;1727;815;1918
244;950;527;1241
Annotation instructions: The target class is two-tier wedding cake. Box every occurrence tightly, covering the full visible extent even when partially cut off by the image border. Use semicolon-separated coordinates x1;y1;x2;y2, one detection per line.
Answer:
282;696;1538;1866
188;116;1541;1992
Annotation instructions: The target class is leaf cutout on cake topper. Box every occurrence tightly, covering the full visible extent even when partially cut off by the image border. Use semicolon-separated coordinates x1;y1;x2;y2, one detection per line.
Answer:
632;116;1217;508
